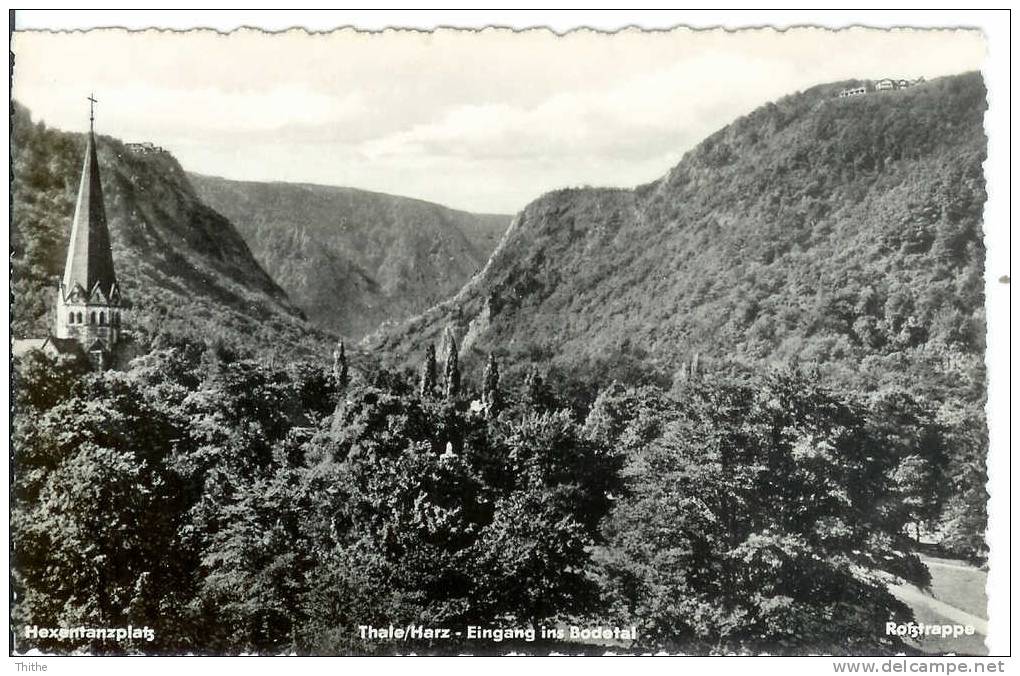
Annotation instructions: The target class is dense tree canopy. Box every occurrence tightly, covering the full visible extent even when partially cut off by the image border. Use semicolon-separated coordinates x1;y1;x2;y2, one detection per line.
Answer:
11;341;973;655
590;371;936;654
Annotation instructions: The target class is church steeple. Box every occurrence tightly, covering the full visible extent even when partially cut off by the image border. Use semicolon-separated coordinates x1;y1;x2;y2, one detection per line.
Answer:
54;95;123;368
61;94;118;301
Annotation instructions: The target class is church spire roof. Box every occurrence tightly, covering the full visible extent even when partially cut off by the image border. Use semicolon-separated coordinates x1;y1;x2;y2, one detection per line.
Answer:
61;95;118;300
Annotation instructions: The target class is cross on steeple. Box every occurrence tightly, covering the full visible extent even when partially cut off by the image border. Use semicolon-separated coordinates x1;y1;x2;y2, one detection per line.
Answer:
88;93;97;131
56;89;121;367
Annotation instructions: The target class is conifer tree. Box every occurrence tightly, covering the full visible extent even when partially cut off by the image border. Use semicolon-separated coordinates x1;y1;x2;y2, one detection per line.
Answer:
444;338;461;400
332;339;348;391
524;368;552;411
419;344;436;397
482;353;501;417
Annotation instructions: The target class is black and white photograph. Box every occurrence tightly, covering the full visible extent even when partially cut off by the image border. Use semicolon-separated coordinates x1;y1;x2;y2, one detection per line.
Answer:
6;10;1011;666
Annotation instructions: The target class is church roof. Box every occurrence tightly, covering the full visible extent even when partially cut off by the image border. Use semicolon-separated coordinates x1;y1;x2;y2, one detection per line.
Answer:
48;336;87;356
61;129;118;300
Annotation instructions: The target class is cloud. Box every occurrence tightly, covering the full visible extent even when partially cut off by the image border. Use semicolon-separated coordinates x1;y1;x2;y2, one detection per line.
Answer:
358;52;807;168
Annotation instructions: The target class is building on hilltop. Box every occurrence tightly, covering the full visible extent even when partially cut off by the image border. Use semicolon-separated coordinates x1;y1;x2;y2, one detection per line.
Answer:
877;77;926;93
837;76;925;101
52;95;124;370
125;141;165;155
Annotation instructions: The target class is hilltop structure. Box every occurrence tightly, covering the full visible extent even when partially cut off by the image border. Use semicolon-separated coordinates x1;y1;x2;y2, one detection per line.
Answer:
125;141;166;155
839;77;926;99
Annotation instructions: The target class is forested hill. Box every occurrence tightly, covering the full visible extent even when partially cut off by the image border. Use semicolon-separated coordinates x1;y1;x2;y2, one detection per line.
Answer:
189;174;510;340
11;103;333;359
367;73;988;404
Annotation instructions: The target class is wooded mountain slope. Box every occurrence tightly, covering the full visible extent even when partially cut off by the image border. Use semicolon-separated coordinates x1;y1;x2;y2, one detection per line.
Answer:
189;175;510;339
11;103;332;359
367;73;988;404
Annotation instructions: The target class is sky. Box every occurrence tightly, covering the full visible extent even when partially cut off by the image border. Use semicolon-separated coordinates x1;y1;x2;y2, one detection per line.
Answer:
12;26;986;214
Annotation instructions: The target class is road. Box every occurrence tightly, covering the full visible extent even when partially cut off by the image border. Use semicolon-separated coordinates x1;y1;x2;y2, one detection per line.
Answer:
890;554;988;655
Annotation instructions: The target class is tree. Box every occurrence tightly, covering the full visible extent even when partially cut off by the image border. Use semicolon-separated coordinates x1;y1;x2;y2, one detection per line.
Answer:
865;388;950;539
13;350;89;412
444;337;461;400
196;467;313;653
935;402;988;561
332;339;349;393
891;455;938;542
12;372;198;653
481;353;501;417
419;344;436;398
311;388;495;649
471;409;622;630
522;369;554;412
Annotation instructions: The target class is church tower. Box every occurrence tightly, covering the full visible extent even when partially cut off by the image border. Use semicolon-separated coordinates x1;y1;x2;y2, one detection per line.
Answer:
54;95;123;369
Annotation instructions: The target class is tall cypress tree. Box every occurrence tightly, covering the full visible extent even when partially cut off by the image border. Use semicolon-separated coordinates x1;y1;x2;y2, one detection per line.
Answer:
332;339;348;391
419;344;436;397
482;353;501;417
524;368;552;412
444;337;461;400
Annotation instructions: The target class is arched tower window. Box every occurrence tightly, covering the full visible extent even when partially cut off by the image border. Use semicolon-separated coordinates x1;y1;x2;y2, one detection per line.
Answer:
99;311;106;326
68;312;74;324
90;312;96;325
77;312;83;324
